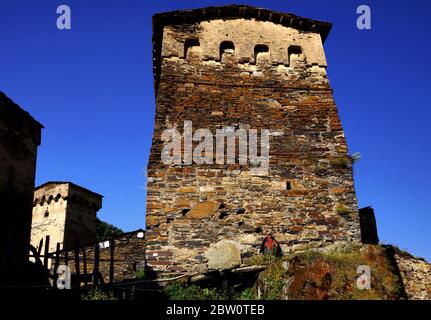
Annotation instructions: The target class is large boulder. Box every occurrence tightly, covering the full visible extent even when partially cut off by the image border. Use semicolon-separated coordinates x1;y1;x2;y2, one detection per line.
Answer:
205;240;241;270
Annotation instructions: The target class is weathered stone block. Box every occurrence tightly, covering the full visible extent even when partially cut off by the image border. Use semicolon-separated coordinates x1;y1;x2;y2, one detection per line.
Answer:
186;200;220;219
205;240;241;270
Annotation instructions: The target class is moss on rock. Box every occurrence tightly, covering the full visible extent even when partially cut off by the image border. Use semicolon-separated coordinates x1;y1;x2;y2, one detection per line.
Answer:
256;244;405;300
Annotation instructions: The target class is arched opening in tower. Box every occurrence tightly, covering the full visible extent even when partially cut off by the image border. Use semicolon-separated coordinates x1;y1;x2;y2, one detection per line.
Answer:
219;41;235;62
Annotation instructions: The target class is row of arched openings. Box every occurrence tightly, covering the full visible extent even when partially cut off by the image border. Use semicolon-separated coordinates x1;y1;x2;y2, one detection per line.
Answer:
184;39;303;65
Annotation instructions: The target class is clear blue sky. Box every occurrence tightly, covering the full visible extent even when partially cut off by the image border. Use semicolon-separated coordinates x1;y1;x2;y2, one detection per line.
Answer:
1;0;429;260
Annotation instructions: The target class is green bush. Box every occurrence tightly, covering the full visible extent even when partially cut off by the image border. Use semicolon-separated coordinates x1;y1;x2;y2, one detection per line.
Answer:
237;287;257;300
81;288;117;300
162;282;255;300
96;218;124;241
163;282;214;300
135;268;146;279
256;260;286;300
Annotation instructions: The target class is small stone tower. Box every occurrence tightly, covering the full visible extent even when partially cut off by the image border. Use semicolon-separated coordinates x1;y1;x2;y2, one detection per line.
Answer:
0;92;43;284
146;5;361;273
31;182;102;253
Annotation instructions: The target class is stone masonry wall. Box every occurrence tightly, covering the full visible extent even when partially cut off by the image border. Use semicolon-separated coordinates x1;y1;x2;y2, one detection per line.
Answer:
32;184;68;253
0;92;42;284
57;230;146;286
31;182;102;253
394;249;431;300
145;10;361;274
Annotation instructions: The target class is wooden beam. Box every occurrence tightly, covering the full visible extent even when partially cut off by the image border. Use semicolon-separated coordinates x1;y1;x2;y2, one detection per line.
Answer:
93;243;100;286
37;238;43;255
109;240;115;285
74;248;80;288
53;243;60;288
43;235;50;267
82;249;88;286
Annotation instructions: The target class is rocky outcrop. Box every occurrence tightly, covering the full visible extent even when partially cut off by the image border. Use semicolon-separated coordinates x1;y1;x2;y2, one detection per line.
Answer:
58;237;430;300
255;244;405;300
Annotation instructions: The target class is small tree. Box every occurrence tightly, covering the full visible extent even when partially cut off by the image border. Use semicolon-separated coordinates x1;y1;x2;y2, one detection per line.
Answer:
96;218;124;241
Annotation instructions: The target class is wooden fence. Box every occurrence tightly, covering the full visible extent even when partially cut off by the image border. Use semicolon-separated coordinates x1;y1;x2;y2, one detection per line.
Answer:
30;235;117;289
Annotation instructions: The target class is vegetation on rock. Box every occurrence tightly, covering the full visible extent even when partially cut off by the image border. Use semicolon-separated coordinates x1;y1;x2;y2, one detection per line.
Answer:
335;203;352;217
162;282;257;300
163;244;406;300
257;244;404;300
81;288;117;300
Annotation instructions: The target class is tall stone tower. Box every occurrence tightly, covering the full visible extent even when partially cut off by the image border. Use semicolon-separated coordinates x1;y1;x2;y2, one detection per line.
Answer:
31;182;103;253
0;92;43;284
146;5;361;273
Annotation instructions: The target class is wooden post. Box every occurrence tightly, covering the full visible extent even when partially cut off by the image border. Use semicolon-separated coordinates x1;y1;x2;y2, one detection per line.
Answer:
53;243;60;288
93;243;100;286
43;235;50;267
82;249;88;286
74;248;80;288
37;238;43;256
64;249;68;266
109;239;115;285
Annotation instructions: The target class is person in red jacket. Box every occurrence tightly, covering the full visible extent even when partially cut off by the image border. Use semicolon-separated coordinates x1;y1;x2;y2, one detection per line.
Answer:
259;234;282;257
